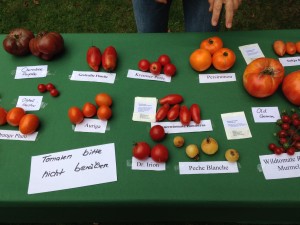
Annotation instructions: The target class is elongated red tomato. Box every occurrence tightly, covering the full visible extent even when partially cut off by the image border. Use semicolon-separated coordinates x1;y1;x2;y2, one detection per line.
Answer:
87;46;101;71
19;114;39;134
179;105;191;126
156;103;170;121
190;104;201;124
159;94;183;105
102;46;118;72
167;104;180;121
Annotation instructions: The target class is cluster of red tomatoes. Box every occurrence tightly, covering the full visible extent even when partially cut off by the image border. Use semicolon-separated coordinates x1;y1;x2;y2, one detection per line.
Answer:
37;82;59;97
68;93;113;124
189;36;236;72
273;40;300;56
0;107;39;135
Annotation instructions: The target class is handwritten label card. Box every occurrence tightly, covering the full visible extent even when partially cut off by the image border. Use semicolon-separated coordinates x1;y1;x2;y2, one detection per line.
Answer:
179;161;238;175
70;71;116;84
28;143;117;194
74;118;107;133
252;107;280;123
239;44;264;64
0;130;38;141
151;120;213;134
279;56;300;67
259;152;300;180
16;96;43;111
199;73;236;83
221;111;252;140
132;157;165;171
127;69;171;83
132;97;157;122
15;65;48;79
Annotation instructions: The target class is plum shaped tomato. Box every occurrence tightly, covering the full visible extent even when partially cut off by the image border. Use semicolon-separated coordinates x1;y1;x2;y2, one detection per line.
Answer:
6;107;26;126
19;114;40;135
68;106;84;124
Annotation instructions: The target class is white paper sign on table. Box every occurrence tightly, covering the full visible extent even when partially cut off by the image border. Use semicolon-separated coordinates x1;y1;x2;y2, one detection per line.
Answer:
70;71;116;84
151;120;213;134
74;118;107;133
131;157;165;171
279;56;300;67
127;69;171;83
179;161;239;175
239;44;264;64
28;143;117;194
259;152;300;180
16;96;43;111
0;130;38;141
199;73;236;83
252;107;280;123
15;65;48;79
132;97;157;122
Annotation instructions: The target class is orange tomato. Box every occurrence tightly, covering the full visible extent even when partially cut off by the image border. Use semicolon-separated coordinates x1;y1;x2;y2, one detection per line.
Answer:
6;107;26;126
0;107;7;125
82;102;97;118
296;41;300;54
19;114;39;134
273;40;286;56
95;93;112;107
68;106;84;124
200;36;223;55
189;49;212;72
97;105;112;120
286;42;296;55
212;48;236;71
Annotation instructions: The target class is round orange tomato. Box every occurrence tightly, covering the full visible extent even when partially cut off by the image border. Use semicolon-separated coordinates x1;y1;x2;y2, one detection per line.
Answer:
296;41;300;54
200;36;223;55
68;106;84;124
0;107;7;125
97;105;112;120
212;48;236;71
82;102;97;118
243;58;285;98
95;93;112;107
189;49;212;72
282;70;300;106
6;107;26;126
286;42;296;55
19;114;39;134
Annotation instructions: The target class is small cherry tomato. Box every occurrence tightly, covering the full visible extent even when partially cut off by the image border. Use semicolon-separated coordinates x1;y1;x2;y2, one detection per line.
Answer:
0;107;7;125
159;94;183;105
150;125;165;141
179;105;191;126
163;63;176;76
138;59;151;72
157;54;171;66
37;84;47;93
167;104;180;121
150;62;162;75
190;103;201;124
68;106;84;124
82;102;97;118
97;105;112;120
156;103;170;122
6;107;26;126
46;83;55;91
19;114;40;134
132;142;151;160
151;144;169;163
50;88;59;97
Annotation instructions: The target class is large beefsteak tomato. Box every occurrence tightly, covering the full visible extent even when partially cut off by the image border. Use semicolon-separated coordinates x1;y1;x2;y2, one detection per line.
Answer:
243;58;285;98
282;70;300;106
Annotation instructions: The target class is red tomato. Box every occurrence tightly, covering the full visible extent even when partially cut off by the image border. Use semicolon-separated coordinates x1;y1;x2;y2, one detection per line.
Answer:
0;107;7;125
243;58;285;98
180;105;191;126
163;63;176;76
273;40;286;56
282;71;300;106
37;84;47;93
150;62;162;75
159;94;183;105
87;46;101;71
102;46;118;72
6;107;26;126
286;42;296;55
150;125;165;141
157;54;171;66
19;114;39;134
95;93;113;107
189;48;212;72
68;107;84;124
167;104;180;121
46;83;55;91
82;102;97;118
296;41;300;54
151;144;169;163
200;36;223;55
212;48;236;71
156;103;170;122
50;89;59;97
132;142;151;160
97;105;112;120
138;59;150;72
190;104;201;124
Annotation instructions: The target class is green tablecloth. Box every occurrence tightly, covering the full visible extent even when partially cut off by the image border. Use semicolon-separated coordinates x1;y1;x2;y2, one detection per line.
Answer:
0;30;300;223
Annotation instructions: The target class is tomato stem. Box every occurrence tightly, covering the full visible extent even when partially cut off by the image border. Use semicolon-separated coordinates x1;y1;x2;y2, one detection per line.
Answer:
262;67;275;76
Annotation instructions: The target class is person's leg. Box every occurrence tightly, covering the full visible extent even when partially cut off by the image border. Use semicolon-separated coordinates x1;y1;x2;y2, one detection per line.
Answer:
132;0;172;33
182;0;219;32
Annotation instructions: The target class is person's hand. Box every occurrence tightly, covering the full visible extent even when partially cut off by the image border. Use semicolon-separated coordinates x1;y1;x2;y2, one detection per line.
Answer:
208;0;242;29
155;0;168;4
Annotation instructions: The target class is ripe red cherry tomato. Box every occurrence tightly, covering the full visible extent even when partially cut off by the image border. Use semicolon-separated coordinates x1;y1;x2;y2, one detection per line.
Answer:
150;62;162;75
150;125;165;141
157;54;171;66
151;144;169;163
163;63;176;76
132;142;151;160
138;59;150;72
37;84;47;93
46;83;55;91
50;89;59;97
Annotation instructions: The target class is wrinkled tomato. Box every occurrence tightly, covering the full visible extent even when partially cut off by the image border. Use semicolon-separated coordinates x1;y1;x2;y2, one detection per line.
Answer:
282;70;300;106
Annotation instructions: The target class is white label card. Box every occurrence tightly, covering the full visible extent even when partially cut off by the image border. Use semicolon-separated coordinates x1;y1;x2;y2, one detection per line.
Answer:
199;73;236;83
252;107;280;123
279;56;300;67
179;161;239;175
28;143;117;194
221;111;252;140
151;120;213;134
127;69;171;83
74;118;107;133
16;96;43;111
131;157;166;171
15;65;48;79
239;44;264;64
259;152;300;180
0;130;38;141
132;97;157;122
70;71;116;84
